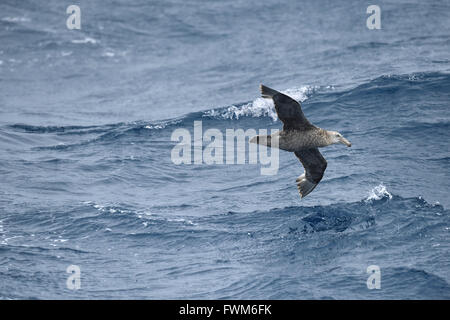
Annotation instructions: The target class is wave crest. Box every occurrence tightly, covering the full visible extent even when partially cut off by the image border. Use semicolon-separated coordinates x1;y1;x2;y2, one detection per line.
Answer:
203;85;317;120
365;184;393;202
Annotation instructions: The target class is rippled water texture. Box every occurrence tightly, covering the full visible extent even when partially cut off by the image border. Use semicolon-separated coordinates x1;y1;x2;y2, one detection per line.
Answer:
0;0;449;299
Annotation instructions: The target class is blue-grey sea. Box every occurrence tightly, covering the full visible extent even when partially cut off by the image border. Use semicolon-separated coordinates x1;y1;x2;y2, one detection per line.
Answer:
0;0;449;299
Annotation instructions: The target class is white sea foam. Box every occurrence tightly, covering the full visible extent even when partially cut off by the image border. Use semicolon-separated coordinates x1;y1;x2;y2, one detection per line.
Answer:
87;202;196;226
1;235;23;245
204;85;317;120
144;119;182;130
88;201;131;215
167;217;196;225
2;17;30;23
71;37;98;44
53;238;68;243
140;211;196;226
366;184;393;202
102;51;115;57
93;204;104;210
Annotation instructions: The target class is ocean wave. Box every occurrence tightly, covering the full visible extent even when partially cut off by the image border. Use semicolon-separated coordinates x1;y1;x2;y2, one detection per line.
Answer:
3;71;450;156
9;123;104;134
365;184;393;202
203;85;320;120
82;201;197;229
390;121;450;137
6;71;449;132
2;0;450;300
382;267;450;299
79;186;446;237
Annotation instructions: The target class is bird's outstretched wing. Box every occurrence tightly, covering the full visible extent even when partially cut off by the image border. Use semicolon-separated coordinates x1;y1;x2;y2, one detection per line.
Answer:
260;84;313;131
294;148;327;198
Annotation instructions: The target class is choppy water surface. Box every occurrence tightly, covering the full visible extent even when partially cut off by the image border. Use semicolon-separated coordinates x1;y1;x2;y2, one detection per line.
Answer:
0;0;449;299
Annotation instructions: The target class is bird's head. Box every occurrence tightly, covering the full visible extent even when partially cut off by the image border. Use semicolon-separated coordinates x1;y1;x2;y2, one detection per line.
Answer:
328;131;351;147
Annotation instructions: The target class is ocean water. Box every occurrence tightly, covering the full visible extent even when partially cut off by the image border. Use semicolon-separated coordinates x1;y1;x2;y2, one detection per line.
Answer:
0;0;450;299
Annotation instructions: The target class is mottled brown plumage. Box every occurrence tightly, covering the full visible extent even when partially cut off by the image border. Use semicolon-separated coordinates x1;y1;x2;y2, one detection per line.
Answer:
250;84;351;198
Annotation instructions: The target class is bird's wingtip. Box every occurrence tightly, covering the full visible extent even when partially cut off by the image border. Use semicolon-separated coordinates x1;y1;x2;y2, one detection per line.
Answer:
259;84;265;93
296;174;317;199
260;84;277;98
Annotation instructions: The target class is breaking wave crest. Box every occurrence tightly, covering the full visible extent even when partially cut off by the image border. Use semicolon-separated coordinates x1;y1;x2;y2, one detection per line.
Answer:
203;85;324;120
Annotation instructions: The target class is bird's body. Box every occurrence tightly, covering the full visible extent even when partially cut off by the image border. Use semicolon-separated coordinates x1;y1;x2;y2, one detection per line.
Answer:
250;84;351;198
258;127;331;151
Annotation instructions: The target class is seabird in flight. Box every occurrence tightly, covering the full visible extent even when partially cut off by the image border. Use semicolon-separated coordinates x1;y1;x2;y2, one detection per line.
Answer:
250;85;352;198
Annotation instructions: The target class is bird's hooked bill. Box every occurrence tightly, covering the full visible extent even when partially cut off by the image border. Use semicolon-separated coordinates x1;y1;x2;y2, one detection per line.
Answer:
340;137;352;147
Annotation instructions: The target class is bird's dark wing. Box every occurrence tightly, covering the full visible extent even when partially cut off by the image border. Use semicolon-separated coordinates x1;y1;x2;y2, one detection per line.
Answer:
294;148;327;198
260;84;313;131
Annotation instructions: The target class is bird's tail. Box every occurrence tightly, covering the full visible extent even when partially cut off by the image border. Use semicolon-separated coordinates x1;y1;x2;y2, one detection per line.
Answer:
260;84;280;99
